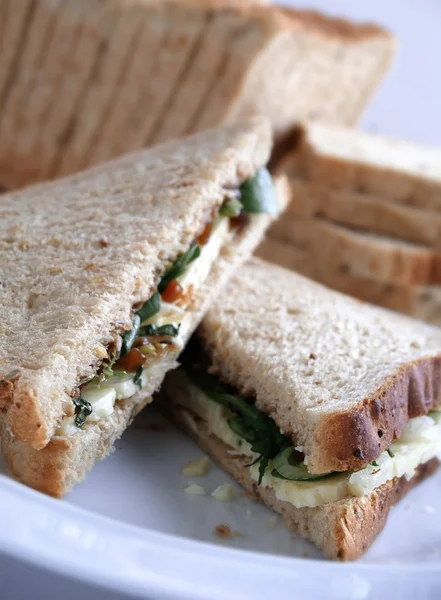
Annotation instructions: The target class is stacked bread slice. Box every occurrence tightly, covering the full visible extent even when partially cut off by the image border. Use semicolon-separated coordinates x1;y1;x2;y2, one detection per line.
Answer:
258;122;441;324
0;0;395;189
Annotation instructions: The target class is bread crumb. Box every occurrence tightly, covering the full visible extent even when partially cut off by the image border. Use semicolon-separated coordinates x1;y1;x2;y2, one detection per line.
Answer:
302;552;310;558
424;505;435;514
183;483;206;496
267;516;278;529
245;508;252;519
233;530;242;537
182;456;210;477
212;483;235;502
215;524;231;539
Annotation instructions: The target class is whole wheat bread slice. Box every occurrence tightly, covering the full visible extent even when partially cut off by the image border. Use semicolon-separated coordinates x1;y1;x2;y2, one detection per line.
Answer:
257;238;441;326
84;3;168;167
194;6;395;138
0;0;112;189
55;2;145;178
288;179;441;249
0;117;272;452
164;404;439;560
0;0;58;155
151;6;256;146
292;121;441;211
0;184;286;496
195;258;441;474
87;1;210;169
269;214;441;286
0;0;34;103
0;1;394;189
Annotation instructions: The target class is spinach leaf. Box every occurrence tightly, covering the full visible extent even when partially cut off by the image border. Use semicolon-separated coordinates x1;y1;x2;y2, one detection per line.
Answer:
120;314;141;356
187;368;290;484
134;366;143;389
73;397;92;428
137;292;161;323
120;292;162;356
138;323;180;338
159;244;201;293
239;167;278;215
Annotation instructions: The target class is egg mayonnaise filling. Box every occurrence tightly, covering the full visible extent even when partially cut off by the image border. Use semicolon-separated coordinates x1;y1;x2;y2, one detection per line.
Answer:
170;369;441;509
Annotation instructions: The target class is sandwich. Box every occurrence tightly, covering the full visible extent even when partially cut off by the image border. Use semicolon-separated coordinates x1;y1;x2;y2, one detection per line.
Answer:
162;258;441;560
0;117;288;497
260;121;441;324
0;0;394;189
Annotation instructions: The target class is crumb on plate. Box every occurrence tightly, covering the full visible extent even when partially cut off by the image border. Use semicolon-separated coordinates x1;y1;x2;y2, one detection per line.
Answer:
215;524;231;539
181;455;210;477
212;483;235;502
183;483;206;496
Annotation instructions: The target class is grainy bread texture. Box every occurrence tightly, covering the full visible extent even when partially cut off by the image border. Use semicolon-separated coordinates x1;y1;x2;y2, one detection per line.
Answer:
257;239;441;326
292;121;441;210
196;258;441;473
0;184;287;496
287;179;441;249
0;117;271;451
165;406;439;560
270;214;441;286
0;0;394;189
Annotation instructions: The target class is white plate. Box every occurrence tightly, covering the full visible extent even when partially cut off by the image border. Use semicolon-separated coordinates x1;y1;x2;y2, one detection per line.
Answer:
1;408;441;599
2;1;441;598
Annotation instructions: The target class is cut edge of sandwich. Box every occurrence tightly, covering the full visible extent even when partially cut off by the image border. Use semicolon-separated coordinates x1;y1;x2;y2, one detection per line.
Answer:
0;174;289;497
163;389;439;560
0;116;273;450
167;258;441;475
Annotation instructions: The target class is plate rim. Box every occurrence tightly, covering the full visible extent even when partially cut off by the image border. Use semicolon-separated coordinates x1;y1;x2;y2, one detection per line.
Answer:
1;475;441;600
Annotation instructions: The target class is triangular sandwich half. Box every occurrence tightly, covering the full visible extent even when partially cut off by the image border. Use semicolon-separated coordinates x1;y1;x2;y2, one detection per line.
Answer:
0;117;288;496
162;258;441;560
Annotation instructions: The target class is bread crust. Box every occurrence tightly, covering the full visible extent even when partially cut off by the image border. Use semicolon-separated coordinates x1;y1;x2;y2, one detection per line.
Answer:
270;214;441;286
287;179;441;249
294;121;441;211
0;118;271;450
315;356;441;472
279;8;393;41
166;402;439;560
197;258;441;473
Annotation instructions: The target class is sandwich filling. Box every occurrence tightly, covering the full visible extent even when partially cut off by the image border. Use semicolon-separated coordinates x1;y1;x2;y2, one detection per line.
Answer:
57;168;278;437
169;367;441;509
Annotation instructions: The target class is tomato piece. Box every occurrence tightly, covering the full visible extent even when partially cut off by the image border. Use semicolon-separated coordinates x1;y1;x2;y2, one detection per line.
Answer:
196;222;212;245
161;279;183;303
230;212;249;231
117;347;145;372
